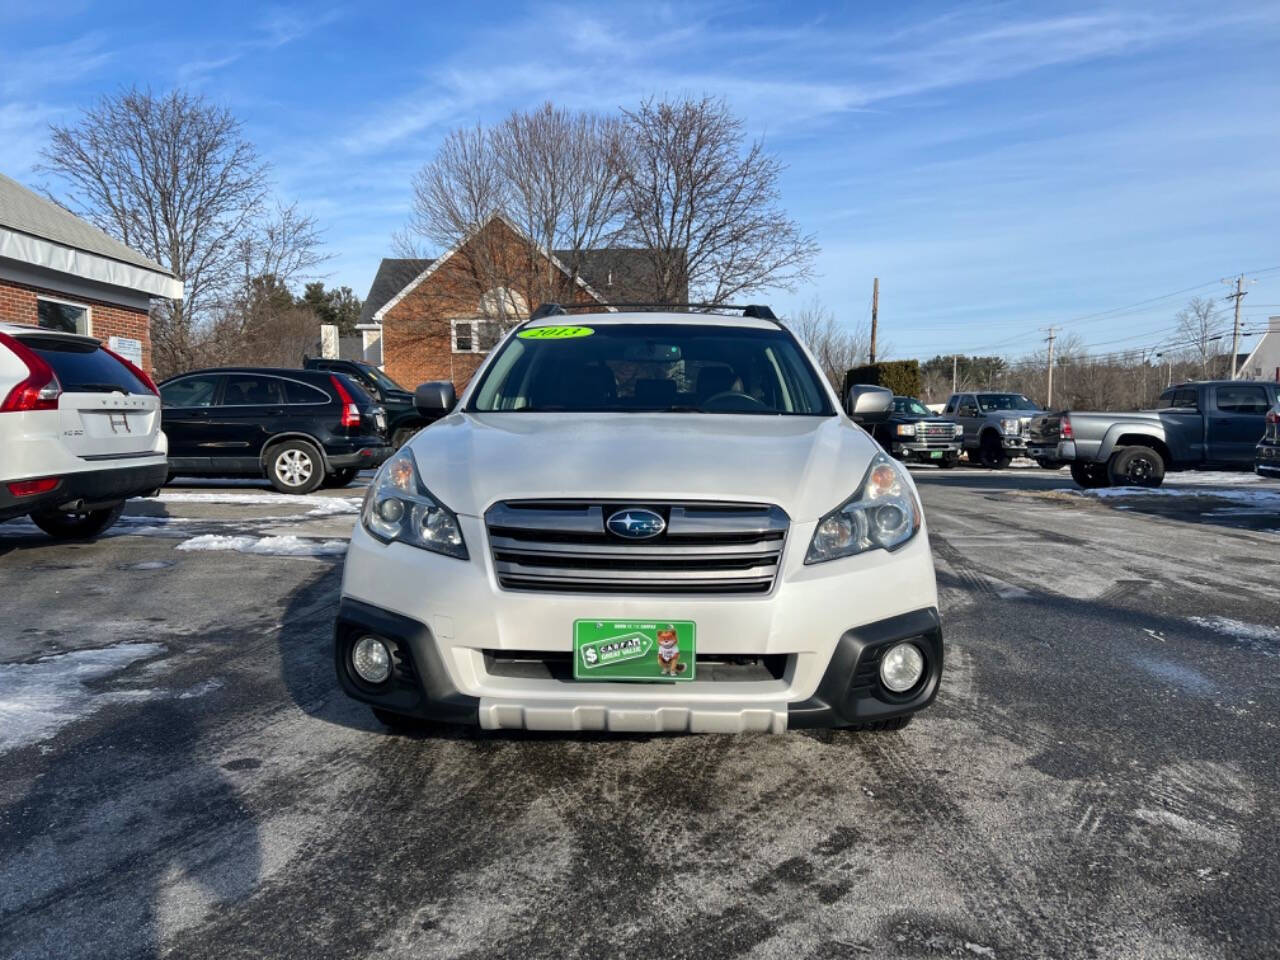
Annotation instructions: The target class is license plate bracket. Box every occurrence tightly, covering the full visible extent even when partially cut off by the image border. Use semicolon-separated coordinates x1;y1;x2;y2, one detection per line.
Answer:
573;620;696;681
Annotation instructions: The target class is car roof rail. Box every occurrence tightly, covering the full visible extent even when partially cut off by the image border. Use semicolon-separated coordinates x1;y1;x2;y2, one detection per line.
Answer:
527;302;781;324
529;303;568;320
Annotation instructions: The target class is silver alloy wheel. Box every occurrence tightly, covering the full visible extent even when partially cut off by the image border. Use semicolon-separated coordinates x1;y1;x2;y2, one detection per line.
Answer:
275;448;314;487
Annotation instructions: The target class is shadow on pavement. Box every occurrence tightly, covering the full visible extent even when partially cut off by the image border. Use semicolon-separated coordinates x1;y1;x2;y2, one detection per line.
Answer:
0;697;261;959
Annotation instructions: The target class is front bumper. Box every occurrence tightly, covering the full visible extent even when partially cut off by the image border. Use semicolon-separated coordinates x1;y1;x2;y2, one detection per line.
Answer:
891;440;961;461
1000;435;1028;451
1257;442;1280;478
0;460;167;523
336;513;942;732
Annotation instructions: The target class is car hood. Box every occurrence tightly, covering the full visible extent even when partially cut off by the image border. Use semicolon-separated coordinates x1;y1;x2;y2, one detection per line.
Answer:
408;412;883;521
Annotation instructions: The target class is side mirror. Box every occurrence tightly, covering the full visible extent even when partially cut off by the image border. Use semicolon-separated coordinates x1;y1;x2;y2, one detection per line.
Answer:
845;384;894;425
414;381;457;415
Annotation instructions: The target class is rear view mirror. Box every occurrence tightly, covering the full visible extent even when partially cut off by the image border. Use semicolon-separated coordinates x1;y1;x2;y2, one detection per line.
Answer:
845;384;894;425
414;381;457;415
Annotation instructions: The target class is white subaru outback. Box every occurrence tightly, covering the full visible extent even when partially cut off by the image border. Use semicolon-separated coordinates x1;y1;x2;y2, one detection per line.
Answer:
0;323;167;539
335;308;941;734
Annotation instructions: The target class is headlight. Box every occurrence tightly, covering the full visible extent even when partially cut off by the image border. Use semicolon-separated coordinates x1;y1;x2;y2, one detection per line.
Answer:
1000;417;1021;435
361;449;467;559
805;452;922;564
953;423;964;438
895;423;916;437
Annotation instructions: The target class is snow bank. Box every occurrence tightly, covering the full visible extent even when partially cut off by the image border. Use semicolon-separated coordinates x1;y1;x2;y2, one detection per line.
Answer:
0;643;164;752
1080;486;1280;505
175;534;348;557
306;498;361;517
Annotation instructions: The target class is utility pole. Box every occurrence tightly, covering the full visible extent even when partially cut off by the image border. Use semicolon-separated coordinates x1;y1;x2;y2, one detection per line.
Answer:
1224;274;1248;379
1046;326;1056;409
951;354;958;394
869;277;879;364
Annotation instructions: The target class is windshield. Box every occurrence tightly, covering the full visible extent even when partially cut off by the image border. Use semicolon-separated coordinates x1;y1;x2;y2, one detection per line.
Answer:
468;323;834;416
977;393;1040;412
356;363;406;394
893;397;931;416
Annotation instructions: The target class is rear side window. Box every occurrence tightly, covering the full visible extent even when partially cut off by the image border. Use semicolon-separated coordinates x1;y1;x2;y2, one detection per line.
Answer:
22;335;150;394
1216;385;1270;414
161;375;221;407
1168;389;1198;409
221;374;287;406
284;379;330;404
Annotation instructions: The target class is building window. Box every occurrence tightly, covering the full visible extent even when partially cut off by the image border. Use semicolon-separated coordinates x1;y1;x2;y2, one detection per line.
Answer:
452;319;503;354
38;297;91;335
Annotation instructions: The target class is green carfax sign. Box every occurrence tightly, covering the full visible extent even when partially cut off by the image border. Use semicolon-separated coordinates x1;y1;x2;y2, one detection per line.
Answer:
573;620;696;681
517;326;594;340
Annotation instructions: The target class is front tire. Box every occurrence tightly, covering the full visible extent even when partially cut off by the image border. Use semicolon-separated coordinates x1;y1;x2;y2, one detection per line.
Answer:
1107;446;1166;487
30;501;125;540
392;426;421;449
1070;462;1111;489
938;454;958;469
979;433;1012;469
267;440;324;494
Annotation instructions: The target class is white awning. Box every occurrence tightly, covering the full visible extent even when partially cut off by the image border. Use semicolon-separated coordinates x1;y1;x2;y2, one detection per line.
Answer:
0;227;184;301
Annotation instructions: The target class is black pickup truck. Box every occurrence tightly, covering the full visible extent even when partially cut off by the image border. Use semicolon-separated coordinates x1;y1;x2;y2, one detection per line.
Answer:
1028;380;1280;488
869;396;963;467
303;358;439;447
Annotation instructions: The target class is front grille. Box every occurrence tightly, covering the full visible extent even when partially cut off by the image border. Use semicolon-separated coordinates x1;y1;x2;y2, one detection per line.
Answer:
485;500;789;595
917;422;955;441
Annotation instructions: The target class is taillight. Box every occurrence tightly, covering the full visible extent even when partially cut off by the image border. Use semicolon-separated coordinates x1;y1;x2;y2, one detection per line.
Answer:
0;331;62;412
8;477;61;497
99;342;158;395
330;375;362;428
1060;415;1073;440
1268;410;1279;425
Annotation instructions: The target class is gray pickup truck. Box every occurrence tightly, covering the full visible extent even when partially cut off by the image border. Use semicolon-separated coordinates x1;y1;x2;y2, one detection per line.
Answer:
942;392;1044;468
1028;380;1280;488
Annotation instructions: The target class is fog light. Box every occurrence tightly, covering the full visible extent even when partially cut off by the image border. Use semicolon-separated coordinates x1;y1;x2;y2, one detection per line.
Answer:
880;642;924;693
352;635;392;684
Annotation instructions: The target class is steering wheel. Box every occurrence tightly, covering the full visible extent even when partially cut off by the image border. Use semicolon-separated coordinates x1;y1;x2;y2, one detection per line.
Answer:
703;390;768;412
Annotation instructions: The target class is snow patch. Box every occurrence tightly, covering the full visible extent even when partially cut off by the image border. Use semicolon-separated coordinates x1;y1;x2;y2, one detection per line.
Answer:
1188;617;1280;654
177;678;224;700
1078;486;1280;505
175;534;348;557
0;643;165;752
160;491;362;509
306;498;361;517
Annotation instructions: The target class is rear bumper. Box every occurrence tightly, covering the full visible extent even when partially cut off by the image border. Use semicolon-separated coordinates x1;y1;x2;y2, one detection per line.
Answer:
0;460;167;522
1256;442;1280;478
327;444;392;470
1028;440;1076;462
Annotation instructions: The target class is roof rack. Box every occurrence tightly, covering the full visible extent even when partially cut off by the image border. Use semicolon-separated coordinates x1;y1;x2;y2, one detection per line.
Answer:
529;302;780;322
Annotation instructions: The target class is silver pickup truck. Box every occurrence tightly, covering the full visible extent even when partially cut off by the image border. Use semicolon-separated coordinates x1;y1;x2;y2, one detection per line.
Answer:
942;391;1044;468
1028;380;1280;488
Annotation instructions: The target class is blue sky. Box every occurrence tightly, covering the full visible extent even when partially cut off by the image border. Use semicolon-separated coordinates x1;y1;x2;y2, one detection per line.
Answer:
3;1;1279;360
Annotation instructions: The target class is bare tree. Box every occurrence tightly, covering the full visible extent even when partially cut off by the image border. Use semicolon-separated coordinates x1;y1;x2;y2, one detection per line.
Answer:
41;88;270;376
619;96;819;304
1174;296;1223;378
789;300;869;392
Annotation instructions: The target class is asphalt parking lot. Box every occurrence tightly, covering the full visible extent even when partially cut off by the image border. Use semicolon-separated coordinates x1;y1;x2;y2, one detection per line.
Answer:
2;467;1278;960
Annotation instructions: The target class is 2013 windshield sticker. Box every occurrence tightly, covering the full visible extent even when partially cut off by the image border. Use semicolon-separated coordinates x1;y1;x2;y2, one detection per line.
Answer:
579;631;652;669
517;326;594;340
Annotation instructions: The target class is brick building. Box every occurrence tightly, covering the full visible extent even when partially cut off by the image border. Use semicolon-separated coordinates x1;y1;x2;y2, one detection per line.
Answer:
361;214;671;390
0;172;182;373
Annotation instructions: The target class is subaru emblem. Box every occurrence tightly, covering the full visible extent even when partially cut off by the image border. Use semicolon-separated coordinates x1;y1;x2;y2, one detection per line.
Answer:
606;508;666;540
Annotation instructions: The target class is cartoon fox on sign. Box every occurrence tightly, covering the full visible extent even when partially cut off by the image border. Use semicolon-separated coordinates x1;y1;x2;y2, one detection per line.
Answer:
656;625;686;676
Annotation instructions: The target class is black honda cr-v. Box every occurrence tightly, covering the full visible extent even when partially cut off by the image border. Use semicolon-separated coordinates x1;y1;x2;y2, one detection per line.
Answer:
158;367;391;493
